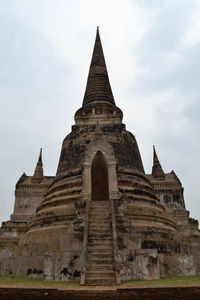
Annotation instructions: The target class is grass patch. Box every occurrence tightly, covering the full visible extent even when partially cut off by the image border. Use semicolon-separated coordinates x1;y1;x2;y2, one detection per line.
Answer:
0;275;200;288
0;276;80;289
121;276;200;287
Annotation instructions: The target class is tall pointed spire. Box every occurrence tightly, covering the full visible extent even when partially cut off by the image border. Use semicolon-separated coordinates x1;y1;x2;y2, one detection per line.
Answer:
82;27;115;107
152;146;165;179
37;148;42;164
31;148;44;183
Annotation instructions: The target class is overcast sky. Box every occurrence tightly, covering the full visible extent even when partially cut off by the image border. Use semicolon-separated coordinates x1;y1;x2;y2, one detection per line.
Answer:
0;0;200;224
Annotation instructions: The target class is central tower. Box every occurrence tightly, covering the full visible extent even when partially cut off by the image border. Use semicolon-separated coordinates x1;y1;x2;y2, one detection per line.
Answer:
2;28;199;285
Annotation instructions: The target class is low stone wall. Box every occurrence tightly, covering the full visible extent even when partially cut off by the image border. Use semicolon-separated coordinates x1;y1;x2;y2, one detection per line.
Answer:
0;287;200;300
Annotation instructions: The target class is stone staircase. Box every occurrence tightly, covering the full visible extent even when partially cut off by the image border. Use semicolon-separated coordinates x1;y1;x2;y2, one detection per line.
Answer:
85;200;116;285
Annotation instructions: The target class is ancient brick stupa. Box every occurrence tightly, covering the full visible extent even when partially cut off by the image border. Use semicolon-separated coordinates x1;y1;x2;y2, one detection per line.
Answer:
0;28;200;285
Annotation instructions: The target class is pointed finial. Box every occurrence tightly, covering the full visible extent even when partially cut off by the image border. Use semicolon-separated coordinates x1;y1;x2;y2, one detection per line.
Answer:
153;145;159;164
38;148;42;164
152;146;165;180
96;26;100;40
82;28;115;106
31;148;44;183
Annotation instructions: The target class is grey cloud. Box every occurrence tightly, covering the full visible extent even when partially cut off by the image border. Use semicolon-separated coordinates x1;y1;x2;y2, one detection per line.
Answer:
125;0;200;222
134;42;200;98
133;0;196;67
0;10;74;222
130;0;197;12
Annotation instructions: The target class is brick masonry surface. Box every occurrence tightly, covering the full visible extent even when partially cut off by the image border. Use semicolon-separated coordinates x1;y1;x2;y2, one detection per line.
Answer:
0;287;200;300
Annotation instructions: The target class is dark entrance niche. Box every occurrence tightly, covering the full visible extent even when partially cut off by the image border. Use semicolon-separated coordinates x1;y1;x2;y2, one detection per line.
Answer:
91;150;109;201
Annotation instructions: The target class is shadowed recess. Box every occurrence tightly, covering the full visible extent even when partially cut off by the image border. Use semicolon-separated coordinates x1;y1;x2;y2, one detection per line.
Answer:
91;150;109;201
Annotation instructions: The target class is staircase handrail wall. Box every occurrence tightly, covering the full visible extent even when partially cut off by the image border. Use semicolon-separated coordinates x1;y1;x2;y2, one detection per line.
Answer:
110;197;121;284
80;198;90;285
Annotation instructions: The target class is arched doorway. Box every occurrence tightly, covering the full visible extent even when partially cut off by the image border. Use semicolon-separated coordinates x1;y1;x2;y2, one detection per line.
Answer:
91;150;109;201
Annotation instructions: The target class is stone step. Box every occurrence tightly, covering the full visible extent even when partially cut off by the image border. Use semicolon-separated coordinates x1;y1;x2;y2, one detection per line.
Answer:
87;245;112;251
90;210;109;212
89;213;111;217
88;253;111;259
89;229;112;235
90;199;110;205
88;237;112;243
89;220;111;224
87;253;113;259
87;243;112;249
89;209;110;211
89;221;111;225
88;229;112;234
88;227;111;231
87;264;114;271
89;224;112;234
88;243;112;248
91;200;109;203
89;212;110;215
87;257;114;264
89;222;111;226
89;208;110;211
90;211;110;214
89;218;111;222
90;205;110;207
88;238;112;243
88;248;113;254
88;233;112;238
85;271;115;279
85;278;116;286
89;233;112;238
90;209;109;211
87;241;113;247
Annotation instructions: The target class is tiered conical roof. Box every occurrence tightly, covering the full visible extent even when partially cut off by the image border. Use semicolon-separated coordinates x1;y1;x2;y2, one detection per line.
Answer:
82;27;115;107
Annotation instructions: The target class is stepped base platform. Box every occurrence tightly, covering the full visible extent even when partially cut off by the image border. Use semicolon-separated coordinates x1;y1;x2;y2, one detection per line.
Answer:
1;286;200;300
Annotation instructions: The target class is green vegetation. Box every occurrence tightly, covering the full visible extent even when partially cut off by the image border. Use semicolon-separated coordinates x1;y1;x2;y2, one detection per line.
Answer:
0;276;79;288
0;275;200;288
121;275;200;287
